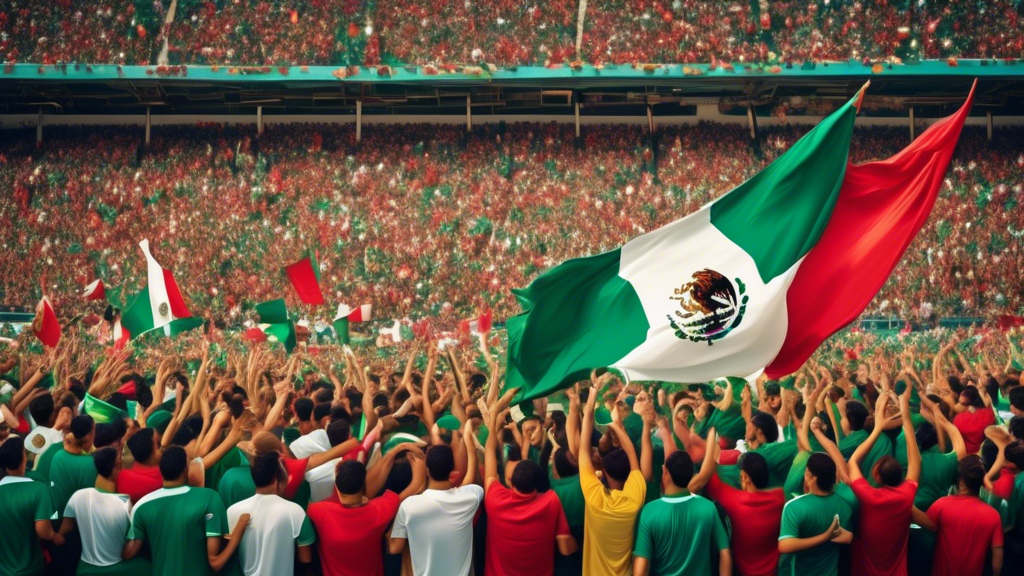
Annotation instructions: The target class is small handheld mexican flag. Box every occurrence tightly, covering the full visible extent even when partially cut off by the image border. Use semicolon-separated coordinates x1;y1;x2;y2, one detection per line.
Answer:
333;304;372;344
120;240;203;341
248;299;297;353
83;279;106;301
285;249;325;305
505;81;975;401
459;310;492;335
32;296;61;348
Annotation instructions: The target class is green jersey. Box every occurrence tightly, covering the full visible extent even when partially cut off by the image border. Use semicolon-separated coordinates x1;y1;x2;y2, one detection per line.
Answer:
784;451;811;500
49;449;97;517
779;492;853;576
839;430;893;487
717;439;799;489
893;413;926;470
129;486;228;576
26;442;62;484
203;446;248;493
915;448;959;511
633;494;729;576
551;475;586;530
0;476;54;576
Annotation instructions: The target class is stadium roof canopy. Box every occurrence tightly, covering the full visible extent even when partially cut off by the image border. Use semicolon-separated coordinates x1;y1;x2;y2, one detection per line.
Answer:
1;60;1022;117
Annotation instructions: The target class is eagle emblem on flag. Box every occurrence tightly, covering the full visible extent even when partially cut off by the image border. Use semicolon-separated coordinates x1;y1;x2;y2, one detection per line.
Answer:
667;269;748;345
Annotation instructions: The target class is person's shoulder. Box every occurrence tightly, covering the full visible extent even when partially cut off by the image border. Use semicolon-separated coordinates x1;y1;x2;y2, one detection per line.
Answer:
459;483;485;500
306;499;338;519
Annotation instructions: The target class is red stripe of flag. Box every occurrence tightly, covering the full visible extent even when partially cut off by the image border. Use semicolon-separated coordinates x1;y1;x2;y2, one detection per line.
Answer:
766;80;976;378
162;268;192;318
285;255;325;305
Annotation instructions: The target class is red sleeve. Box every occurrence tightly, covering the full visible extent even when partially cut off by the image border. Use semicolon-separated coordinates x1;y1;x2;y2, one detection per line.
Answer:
16;415;29;435
849;477;873;501
283;458;309;499
926;498;944;527
704;472;734;502
376;491;401;522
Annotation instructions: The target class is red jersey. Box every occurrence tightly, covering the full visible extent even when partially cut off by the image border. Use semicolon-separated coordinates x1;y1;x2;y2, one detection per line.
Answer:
307;491;401;576
483;484;571;576
849;478;917;576
953;409;995;455
116;464;163;504
927;495;1004;576
283;457;308;500
990;466;1018;501
703;473;784;576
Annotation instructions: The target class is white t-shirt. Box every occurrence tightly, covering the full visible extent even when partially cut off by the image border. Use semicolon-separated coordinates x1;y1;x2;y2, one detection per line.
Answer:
288;429;330;459
304;457;341;503
25;426;63;455
227;493;315;576
391;485;485;576
64;487;132;567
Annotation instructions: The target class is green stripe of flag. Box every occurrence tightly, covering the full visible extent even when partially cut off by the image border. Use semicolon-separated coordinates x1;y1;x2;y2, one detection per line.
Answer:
121;286;154;337
710;98;858;283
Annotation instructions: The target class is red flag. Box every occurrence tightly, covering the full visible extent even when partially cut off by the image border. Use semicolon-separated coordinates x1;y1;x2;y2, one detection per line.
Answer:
32;297;61;348
766;80;976;377
83;279;106;301
284;250;325;305
459;310;492;335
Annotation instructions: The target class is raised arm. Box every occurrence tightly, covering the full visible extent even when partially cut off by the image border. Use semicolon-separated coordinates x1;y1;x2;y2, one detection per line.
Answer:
849;391;896;483
900;386;921;483
688;427;718;493
811;419;850;485
461;420;478;487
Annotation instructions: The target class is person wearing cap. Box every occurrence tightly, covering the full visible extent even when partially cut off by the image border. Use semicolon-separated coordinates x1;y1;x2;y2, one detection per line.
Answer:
0;436;63;576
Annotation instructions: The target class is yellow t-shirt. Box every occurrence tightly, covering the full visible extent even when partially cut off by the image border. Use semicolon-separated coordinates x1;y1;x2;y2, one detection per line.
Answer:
580;469;647;576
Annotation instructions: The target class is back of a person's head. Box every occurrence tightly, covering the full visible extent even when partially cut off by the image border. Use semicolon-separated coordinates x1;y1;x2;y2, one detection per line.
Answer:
294;397;314;422
553;447;578;479
0;436;25;472
915;422;940;452
312;386;334;404
845;401;868;431
383;457;413;496
313;402;332;423
171;423;198;447
335;460;367;495
425;444;455;481
28;394;56;427
875;455;904;487
806;453;837;491
1005;441;1024;471
250;451;286;489
127;428;156;463
326;419;351;446
93;446;119;479
738;451;770;489
663;451;694;488
252;431;282;456
134;380;154;409
957;455;986;495
94;419;128;449
159;446;188;482
510;459;544;493
750;412;779;443
1009;386;1024;412
330;404;351;423
960;386;984;409
1009;417;1024;441
70;414;95;440
602;448;631;483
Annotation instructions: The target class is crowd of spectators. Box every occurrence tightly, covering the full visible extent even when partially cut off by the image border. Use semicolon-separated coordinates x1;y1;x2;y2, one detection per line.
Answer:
0;121;1020;326
2;1;1024;67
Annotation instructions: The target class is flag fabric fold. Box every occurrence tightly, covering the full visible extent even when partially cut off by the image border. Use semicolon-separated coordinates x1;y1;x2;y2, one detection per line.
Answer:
121;240;202;341
764;80;977;377
83;279;106;301
252;299;297;352
333;304;372;344
459;310;493;336
32;297;61;348
505;88;866;401
285;250;325;305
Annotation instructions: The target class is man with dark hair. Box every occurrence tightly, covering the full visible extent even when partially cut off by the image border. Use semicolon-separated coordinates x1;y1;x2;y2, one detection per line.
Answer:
60;446;151;575
303;418;373;503
913;455;1004;576
25;393;63;459
849;390;920;576
119;427;164;503
308;445;425;576
50;414;99;516
1008;386;1024;417
123;446;248;576
288;398;332;459
778;453;854;575
718;387;797;489
838;400;894;486
93;418;128;449
578;373;646;576
701;431;786;576
390;435;484;576
227;451;316;576
0;436;62;576
482;398;577;576
633;449;731;576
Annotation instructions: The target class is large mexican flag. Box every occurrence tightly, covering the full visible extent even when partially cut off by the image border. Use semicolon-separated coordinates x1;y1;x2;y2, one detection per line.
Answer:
121;240;204;340
506;82;975;400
